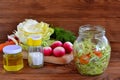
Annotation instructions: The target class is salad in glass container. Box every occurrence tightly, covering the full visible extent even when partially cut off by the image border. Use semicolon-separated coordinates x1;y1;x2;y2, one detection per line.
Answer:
73;25;111;76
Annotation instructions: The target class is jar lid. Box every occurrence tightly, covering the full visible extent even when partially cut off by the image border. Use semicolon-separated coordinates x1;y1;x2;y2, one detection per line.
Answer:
3;45;22;54
27;35;42;46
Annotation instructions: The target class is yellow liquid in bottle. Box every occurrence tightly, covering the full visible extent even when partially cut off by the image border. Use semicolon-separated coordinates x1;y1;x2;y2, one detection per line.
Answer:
3;53;24;71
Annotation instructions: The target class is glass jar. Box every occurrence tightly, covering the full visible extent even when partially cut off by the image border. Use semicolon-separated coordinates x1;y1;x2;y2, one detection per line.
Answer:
27;35;44;68
28;46;44;68
73;25;111;76
3;45;24;71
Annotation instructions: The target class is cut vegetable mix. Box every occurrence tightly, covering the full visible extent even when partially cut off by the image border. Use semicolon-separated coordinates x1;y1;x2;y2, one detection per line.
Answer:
73;38;111;75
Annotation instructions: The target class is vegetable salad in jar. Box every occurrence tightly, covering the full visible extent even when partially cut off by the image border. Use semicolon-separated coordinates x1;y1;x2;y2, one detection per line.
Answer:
73;25;111;76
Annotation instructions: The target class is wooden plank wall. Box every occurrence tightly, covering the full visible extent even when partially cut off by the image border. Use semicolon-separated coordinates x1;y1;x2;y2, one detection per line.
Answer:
0;0;120;60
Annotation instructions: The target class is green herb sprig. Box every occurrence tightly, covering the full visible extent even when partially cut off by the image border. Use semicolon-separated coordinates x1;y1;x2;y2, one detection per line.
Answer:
50;26;76;43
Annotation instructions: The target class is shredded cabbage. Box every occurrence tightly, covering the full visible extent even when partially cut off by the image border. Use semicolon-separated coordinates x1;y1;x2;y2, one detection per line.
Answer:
74;38;111;75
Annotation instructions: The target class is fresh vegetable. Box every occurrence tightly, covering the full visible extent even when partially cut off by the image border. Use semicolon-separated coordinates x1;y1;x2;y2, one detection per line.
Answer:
43;41;73;57
42;40;55;47
8;35;19;41
50;27;76;43
50;41;63;49
63;42;73;53
8;35;19;45
53;47;65;57
43;47;52;56
14;19;54;45
0;41;15;52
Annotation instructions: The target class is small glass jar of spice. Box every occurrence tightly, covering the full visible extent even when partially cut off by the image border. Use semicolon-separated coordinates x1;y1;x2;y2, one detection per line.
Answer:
27;35;44;68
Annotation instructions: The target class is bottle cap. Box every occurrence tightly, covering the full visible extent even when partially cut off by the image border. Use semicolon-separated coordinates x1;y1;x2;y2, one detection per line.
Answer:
27;35;42;46
3;45;22;54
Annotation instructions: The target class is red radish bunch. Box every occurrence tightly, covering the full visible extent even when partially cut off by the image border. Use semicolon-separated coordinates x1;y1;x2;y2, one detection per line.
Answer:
43;41;73;57
50;41;62;49
43;47;52;56
63;42;73;53
53;47;65;57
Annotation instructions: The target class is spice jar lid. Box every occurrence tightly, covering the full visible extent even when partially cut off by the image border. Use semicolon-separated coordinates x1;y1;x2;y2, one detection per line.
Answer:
3;45;22;54
27;35;42;46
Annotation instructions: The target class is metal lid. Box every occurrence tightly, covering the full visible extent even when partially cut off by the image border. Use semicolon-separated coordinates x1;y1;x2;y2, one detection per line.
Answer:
3;45;22;54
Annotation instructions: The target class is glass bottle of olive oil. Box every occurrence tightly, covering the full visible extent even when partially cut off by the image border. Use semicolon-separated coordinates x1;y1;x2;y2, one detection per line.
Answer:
3;45;24;71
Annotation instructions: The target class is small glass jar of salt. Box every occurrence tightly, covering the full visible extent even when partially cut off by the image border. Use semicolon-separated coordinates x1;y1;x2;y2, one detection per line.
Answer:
27;35;44;68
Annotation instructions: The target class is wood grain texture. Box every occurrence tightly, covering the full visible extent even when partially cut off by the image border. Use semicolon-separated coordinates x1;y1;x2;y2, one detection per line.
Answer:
0;57;120;80
0;0;120;42
0;0;120;80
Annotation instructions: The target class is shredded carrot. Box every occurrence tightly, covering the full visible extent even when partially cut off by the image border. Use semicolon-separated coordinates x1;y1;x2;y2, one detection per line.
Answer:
79;54;90;64
0;41;15;52
94;51;102;58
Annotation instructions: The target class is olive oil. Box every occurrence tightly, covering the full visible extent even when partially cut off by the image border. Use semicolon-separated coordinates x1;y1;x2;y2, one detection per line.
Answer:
3;45;24;71
3;53;23;71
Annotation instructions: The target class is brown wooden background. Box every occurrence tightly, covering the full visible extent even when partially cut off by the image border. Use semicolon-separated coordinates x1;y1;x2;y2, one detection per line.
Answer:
0;0;120;60
0;0;120;80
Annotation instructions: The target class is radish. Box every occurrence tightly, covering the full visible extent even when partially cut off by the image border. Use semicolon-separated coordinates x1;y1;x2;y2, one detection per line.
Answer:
53;47;65;57
63;42;73;53
50;41;63;49
43;47;52;56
